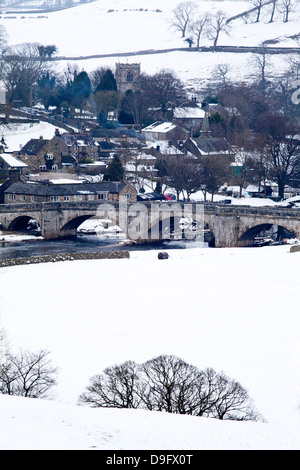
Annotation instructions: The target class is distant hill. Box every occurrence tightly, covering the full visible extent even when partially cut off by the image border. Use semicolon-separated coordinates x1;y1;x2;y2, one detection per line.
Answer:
1;0;300;92
0;0;93;11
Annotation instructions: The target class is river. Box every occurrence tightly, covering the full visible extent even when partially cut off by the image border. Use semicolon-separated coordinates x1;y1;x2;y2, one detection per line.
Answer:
0;232;205;261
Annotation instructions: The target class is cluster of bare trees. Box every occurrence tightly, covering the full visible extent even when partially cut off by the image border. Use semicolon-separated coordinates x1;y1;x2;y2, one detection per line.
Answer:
155;154;232;202
197;75;300;200
171;2;230;49
250;0;295;24
171;0;295;50
79;354;262;422
0;326;58;399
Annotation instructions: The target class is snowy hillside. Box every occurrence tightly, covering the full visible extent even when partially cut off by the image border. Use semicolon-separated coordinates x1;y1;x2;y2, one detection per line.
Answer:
0;246;300;449
1;394;300;450
1;0;300;89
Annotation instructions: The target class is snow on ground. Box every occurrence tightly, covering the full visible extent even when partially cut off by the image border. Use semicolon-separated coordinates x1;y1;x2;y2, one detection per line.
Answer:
1;0;251;56
0;393;299;450
0;244;300;449
1;0;299;90
0;121;65;152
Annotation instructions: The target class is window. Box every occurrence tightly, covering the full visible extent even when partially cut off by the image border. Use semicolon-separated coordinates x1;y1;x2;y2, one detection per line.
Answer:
31;196;37;202
50;196;59;202
126;72;133;82
125;193;132;200
52;165;58;170
88;194;94;201
97;192;108;200
20;195;26;201
46;154;53;160
40;165;46;170
8;194;16;201
64;196;70;201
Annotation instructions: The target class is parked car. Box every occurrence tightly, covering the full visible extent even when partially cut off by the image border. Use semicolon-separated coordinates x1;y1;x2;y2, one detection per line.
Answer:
164;193;176;200
144;192;167;201
218;199;232;204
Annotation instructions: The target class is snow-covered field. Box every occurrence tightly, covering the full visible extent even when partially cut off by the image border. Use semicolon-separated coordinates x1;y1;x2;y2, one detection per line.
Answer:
0;0;300;450
0;244;300;449
1;0;299;90
0;121;66;152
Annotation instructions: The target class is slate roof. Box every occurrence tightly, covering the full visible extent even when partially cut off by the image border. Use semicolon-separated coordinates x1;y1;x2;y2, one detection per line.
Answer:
59;134;95;147
4;181;127;196
191;137;234;155
20;139;49;155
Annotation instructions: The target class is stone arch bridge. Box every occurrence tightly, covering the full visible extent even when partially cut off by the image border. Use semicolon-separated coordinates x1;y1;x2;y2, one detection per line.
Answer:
0;200;299;248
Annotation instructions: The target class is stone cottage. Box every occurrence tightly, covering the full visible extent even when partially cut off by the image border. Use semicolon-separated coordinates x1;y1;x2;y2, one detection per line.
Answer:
4;180;137;204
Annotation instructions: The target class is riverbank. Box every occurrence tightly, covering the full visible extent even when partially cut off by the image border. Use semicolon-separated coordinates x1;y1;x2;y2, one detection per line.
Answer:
0;250;130;268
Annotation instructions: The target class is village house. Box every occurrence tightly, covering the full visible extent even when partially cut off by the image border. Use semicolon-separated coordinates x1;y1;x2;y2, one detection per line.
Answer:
180;136;235;161
4;180;137;204
15;131;100;173
141;122;187;142
125;152;158;180
172;105;206;134
0;152;28;181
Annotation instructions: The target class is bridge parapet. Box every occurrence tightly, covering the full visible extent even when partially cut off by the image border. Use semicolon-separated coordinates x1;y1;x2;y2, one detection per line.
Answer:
0;201;299;246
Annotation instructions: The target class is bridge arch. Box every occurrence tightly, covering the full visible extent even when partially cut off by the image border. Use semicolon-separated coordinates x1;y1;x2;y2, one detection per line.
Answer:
8;215;41;233
61;214;97;232
60;212;124;238
238;223;296;246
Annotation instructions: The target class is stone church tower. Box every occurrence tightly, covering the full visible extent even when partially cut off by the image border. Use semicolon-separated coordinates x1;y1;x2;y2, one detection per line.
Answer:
115;63;141;94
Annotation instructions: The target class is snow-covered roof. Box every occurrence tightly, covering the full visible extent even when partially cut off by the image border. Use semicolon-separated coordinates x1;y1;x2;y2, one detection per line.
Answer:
142;122;177;134
173;107;205;119
0;153;27;168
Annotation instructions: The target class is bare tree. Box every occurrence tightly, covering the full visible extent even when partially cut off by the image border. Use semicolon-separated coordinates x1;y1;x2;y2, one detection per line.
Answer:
251;0;267;22
254;112;300;199
213;63;231;90
78;361;142;409
140;355;200;413
252;49;272;95
199;155;231;201
207;11;230;49
79;355;262;421
268;0;279;22
121;89;151;131
161;155;202;201
142;69;187;118
0;42;51;106
0;349;58;398
189;13;210;49
278;0;293;22
206;369;260;421
171;1;198;38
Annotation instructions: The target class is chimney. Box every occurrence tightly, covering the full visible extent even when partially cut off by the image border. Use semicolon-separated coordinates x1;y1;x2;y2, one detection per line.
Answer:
8;168;21;183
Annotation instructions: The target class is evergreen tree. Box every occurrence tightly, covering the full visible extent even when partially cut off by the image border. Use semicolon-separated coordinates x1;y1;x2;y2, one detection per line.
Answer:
95;69;117;92
103;155;124;182
71;70;92;110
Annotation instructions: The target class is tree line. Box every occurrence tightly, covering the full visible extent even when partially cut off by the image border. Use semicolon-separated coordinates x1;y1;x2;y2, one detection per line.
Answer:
78;354;263;422
0;325;262;423
171;0;296;50
0;40;189;128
